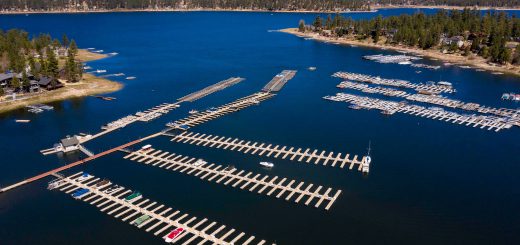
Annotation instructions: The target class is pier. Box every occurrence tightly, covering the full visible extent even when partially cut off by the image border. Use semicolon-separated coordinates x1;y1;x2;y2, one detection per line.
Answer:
50;172;268;244
178;77;245;102
325;93;516;132
123;146;342;210
261;70;297;92
168;132;367;171
337;80;520;120
1;133;162;193
168;92;274;129
333;71;456;94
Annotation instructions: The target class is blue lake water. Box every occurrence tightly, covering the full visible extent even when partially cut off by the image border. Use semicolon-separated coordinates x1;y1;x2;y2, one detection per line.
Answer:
1;9;519;244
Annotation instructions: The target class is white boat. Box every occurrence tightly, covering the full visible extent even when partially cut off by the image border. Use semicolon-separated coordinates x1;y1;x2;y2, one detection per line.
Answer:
193;159;207;166
15;119;30;123
189;109;199;114
95;69;107;73
259;162;274;168
126;76;136;80
308;66;317;71
362;142;371;173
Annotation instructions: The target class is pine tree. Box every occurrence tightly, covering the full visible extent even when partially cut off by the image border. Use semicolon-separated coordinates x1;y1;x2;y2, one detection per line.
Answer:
11;75;21;90
46;46;59;78
298;19;306;32
69;39;78;56
62;34;69;47
313;16;322;30
22;71;30;89
65;51;78;82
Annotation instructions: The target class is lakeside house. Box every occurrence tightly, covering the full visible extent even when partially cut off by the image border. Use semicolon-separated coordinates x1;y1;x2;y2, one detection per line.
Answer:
55;136;80;153
0;72;62;94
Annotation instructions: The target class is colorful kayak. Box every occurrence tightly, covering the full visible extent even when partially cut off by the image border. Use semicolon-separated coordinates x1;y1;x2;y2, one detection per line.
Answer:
164;228;184;243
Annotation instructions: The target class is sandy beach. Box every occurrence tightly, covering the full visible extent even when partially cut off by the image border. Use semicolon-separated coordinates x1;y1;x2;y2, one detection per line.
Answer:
0;49;123;114
280;28;520;76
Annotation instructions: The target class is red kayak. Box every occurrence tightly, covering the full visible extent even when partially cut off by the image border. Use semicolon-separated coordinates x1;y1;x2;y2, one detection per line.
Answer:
164;227;184;243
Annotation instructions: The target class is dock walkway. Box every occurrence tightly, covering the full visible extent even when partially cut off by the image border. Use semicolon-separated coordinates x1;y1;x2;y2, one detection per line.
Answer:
123;147;342;210
261;70;297;93
51;172;267;244
325;93;516;132
169;92;274;128
178;77;245;102
168;132;367;172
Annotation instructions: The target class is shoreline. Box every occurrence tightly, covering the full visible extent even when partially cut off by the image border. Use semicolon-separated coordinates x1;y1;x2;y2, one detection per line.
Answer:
0;49;123;114
0;5;519;15
280;28;520;77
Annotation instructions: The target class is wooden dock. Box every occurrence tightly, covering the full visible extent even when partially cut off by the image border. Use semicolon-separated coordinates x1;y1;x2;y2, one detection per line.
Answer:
325;93;516;132
261;70;297;93
1;132;162;193
50;172;268;244
168;132;367;172
337;81;520;120
178;77;245;102
168;92;274;129
333;71;456;94
123;147;342;210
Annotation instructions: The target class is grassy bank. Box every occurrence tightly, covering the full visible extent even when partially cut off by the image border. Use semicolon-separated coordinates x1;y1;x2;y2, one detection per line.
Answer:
0;49;122;114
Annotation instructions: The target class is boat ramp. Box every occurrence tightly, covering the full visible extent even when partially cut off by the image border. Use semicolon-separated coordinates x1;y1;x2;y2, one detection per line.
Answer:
123;146;342;210
168;132;367;171
49;172;268;244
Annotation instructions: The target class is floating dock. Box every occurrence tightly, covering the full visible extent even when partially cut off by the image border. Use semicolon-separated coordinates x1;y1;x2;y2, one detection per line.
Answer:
333;71;455;94
123;146;342;210
50;172;268;244
325;93;516;132
178;77;245;102
168;132;367;172
337;81;520;119
261;70;297;93
168;92;274;129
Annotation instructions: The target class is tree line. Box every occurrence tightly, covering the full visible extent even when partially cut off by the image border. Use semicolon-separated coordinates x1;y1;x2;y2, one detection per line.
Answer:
2;0;518;12
0;29;82;94
302;9;520;64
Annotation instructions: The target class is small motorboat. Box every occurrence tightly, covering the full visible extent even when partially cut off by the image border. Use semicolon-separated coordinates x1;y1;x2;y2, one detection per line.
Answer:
259;162;274;168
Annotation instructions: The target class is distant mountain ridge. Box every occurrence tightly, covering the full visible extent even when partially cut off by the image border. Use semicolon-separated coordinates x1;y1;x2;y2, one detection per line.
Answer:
0;0;518;12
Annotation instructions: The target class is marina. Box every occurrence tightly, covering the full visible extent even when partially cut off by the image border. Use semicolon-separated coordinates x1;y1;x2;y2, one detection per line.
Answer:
49;172;268;244
337;81;520;119
168;132;368;172
333;71;456;94
123;146;343;210
324;93;518;132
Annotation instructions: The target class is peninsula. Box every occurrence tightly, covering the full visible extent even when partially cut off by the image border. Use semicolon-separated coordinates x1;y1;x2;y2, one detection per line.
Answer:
282;9;520;76
0;30;122;114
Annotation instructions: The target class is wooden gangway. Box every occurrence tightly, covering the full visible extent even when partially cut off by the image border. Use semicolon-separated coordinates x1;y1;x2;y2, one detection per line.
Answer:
1;132;163;193
123;147;342;210
168;92;274;128
178;77;245;102
168;132;367;172
50;172;268;245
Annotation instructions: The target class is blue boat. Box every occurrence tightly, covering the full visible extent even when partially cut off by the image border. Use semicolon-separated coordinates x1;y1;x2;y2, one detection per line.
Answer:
72;188;90;199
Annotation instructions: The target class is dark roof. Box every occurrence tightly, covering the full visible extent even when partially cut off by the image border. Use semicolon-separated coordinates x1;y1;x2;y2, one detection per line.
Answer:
61;137;79;147
0;73;14;82
38;76;53;86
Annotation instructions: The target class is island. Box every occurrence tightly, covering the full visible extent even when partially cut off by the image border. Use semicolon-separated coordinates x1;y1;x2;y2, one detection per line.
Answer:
281;8;520;76
0;29;122;114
